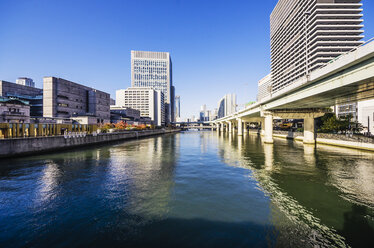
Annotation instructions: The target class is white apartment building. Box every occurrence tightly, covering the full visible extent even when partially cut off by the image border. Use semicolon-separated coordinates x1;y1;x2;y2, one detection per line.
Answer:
116;87;165;126
335;102;358;121
257;74;272;102
358;99;374;133
131;50;174;123
217;94;237;118
270;0;364;93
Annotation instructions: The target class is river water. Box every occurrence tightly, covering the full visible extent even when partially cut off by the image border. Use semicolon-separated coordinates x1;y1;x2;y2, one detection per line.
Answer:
0;131;373;247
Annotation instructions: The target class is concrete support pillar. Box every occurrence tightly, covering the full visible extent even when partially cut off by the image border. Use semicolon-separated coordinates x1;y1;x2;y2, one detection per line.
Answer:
228;121;233;133
304;117;316;144
220;123;224;133
243;122;248;133
225;123;229;133
264;114;274;144
260;120;265;136
238;118;243;136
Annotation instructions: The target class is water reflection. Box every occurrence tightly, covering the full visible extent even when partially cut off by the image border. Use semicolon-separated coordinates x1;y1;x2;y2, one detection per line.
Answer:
0;132;373;247
263;144;274;171
217;133;374;247
303;144;316;166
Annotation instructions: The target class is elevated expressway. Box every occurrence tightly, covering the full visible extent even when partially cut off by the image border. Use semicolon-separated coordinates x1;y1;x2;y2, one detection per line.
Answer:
212;39;374;144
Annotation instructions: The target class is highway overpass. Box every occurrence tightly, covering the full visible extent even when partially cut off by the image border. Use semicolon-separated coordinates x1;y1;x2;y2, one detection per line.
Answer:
213;39;374;144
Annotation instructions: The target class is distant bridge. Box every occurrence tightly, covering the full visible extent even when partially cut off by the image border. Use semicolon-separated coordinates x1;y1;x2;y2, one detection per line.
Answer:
174;122;216;130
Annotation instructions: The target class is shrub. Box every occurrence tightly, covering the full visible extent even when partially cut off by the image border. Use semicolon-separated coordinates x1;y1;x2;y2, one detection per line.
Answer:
99;123;113;133
115;121;127;130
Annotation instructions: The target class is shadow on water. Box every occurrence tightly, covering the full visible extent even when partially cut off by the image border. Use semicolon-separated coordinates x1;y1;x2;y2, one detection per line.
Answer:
86;217;275;248
1;213;277;248
341;205;374;247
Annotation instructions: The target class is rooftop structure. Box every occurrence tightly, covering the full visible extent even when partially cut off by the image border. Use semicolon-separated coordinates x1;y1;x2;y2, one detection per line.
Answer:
16;77;35;88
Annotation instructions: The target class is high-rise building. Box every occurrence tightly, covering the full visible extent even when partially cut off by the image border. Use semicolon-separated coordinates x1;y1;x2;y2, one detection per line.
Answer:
116;87;165;126
175;95;181;122
16;77;35;88
131;50;174;123
199;104;207;121
270;0;364;93
43;77;110;123
217;94;237;118
257;74;272;102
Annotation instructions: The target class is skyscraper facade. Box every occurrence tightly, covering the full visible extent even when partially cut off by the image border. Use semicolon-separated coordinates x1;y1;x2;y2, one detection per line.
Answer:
257;74;272;102
270;0;364;93
217;94;237;118
131;50;174;123
175;95;181;122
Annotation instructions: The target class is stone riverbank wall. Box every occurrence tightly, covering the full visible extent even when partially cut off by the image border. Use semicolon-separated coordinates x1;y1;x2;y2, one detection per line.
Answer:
0;129;180;159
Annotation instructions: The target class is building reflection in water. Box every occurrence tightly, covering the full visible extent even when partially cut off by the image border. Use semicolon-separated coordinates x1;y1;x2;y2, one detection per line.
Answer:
106;134;179;218
316;143;374;208
215;132;373;247
26;135;179;219
34;149;110;205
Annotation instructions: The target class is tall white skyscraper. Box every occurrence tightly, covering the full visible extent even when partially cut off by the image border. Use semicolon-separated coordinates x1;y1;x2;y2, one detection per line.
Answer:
270;0;364;93
131;50;174;123
217;94;237;118
175;95;181;121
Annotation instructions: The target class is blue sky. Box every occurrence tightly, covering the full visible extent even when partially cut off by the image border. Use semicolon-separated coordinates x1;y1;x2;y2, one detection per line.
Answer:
0;0;373;119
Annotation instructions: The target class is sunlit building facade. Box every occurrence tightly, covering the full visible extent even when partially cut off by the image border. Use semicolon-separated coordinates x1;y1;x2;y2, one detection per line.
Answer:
175;95;181;122
116;87;165;126
271;0;364;93
131;51;174;123
257;74;272;102
217;94;237;118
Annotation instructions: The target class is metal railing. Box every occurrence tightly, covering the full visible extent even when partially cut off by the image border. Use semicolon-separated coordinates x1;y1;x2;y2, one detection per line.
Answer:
318;37;374;70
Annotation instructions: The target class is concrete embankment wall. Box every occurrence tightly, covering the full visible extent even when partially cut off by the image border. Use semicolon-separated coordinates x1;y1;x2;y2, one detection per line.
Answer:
0;129;180;159
271;131;374;152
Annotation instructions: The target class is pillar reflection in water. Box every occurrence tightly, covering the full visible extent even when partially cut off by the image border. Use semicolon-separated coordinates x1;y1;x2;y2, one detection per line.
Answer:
237;136;243;156
263;144;274;171
303;144;316;166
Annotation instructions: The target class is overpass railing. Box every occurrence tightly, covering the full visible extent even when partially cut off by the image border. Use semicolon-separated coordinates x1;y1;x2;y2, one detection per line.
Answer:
319;37;374;70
